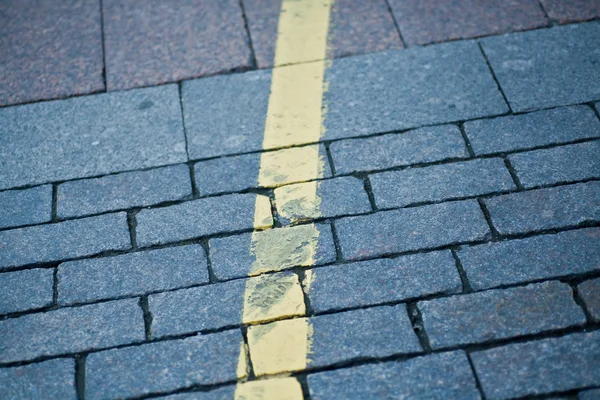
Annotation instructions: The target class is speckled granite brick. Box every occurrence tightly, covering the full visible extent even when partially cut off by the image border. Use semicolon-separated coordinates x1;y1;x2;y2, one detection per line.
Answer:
579;388;600;400
578;278;600;322
194;153;261;195
540;0;600;23
155;387;235;400
0;359;76;400
0;185;52;229
0;268;53;314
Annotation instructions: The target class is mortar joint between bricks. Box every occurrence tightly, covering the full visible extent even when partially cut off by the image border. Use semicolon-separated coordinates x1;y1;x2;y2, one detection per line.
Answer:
324;142;337;176
569;282;595;325
502;156;524;190
75;354;87;400
199;239;219;284
240;326;257;381
139;296;153;341
406;303;432;353
465;352;487;400
476;41;513;115
476;198;500;240
458;122;476;158
451;249;473;293
295;268;315;317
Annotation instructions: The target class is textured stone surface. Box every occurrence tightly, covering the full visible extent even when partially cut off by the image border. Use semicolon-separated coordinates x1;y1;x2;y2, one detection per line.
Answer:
308;251;461;313
309;305;421;368
370;158;515;208
471;331;600;399
0;299;144;363
420;281;586;349
0;268;54;314
58;165;191;217
336;200;489;260
0;85;186;190
389;0;547;45
58;245;209;305
458;228;600;290
464;106;600;155
509;141;600;188
136;193;265;246
485;182;600;235
0;213;131;270
308;351;479;399
0;359;76;400
86;330;242;400
155;387;235;400
0;0;103;106
103;0;251;90
330;125;468;174
194;153;261;195
540;0;600;23
480;22;600;112
0;185;52;229
579;389;600;400
578;278;600;322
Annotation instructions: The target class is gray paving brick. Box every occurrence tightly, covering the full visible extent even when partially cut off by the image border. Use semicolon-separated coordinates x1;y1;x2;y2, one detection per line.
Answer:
509;141;600;188
371;158;515;209
57;165;191;218
579;389;600;400
471;331;600;399
0;85;186;190
336;200;489;260
0;359;76;400
194;153;261;195
459;228;600;290
58;245;208;305
464;106;600;155
0;298;144;363
308;351;480;399
0;268;53;314
481;22;600;112
275;177;371;224
308;251;461;313
136;193;267;247
578;278;600;322
0;185;52;229
155;387;235;400
210;223;336;280
308;305;421;369
0;213;131;271
86;330;242;400
484;182;600;235
420;281;585;349
330;125;468;175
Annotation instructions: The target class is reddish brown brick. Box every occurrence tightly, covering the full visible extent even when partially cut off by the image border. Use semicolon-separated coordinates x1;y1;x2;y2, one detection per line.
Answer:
540;0;600;23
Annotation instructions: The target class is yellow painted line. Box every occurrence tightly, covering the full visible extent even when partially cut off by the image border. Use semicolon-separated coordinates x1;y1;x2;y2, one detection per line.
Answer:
235;377;304;400
242;272;305;324
274;181;322;223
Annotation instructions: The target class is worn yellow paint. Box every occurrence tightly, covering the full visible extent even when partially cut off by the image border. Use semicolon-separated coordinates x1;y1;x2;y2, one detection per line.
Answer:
253;194;274;230
237;341;249;380
274;181;322;223
258;145;327;187
234;377;304;400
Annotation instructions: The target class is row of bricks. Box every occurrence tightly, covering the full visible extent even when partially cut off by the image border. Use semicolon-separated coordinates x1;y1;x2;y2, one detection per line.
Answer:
2;301;599;399
1;104;599;230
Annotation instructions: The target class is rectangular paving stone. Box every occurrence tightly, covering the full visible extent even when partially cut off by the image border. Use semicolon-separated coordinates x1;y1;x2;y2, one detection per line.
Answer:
155;387;235;400
86;330;242;400
57;165;192;218
464;106;600;155
135;193;270;247
540;0;600;23
480;22;600;112
370;158;515;209
58;245;209;305
102;0;251;90
0;268;53;314
210;223;336;280
0;358;76;400
0;212;131;271
471;331;600;399
335;200;489;260
579;388;600;400
458;228;600;290
420;281;586;349
308;351;480;399
308;251;461;313
0;298;144;363
274;176;371;224
509;141;600;188
0;0;103;106
389;0;547;46
578;278;600;322
330;125;468;174
484;182;600;235
0;185;52;229
0;85;186;190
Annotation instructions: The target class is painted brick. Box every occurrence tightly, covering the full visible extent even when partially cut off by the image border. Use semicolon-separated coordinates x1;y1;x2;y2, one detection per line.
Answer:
57;165;191;218
330;125;468;175
0;358;76;400
471;331;600;399
308;351;479;399
0;268;53;314
335;200;489;260
58;245;209;305
0;185;52;229
308;251;461;313
578;278;600;322
509;141;600;188
0;213;131;271
370;158;515;209
420;281;585;349
0;298;144;363
86;330;242;400
484;182;600;235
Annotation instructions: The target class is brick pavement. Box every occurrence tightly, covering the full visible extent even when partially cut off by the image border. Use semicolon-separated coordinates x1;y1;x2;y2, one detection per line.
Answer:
1;2;600;399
